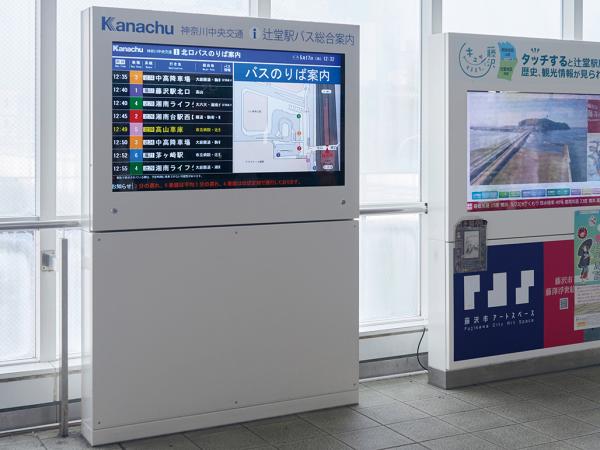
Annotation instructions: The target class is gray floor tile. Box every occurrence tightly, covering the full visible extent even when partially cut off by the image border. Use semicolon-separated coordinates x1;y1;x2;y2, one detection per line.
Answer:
363;377;415;391
185;424;267;449
487;379;565;399
388;445;428;450
564;366;600;383
566;431;600;449
334;426;412;450
527;372;600;392
420;433;502;449
299;407;379;434
354;388;397;408
486;401;560;422
439;409;514;432
398;373;429;385
233;447;274;450
276;435;351;450
569;385;600;402
0;434;43;449
356;402;430;425
524;442;581;450
246;418;323;445
243;415;300;427
382;384;446;402
529;391;600;414
36;427;82;440
474;424;555;449
387;417;464;442
569;407;600;426
406;396;478;416
121;433;197;449
43;434;122;449
445;385;519;407
523;415;600;440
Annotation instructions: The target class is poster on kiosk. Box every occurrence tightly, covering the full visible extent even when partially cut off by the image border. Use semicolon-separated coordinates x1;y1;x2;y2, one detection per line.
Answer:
425;33;600;387
81;7;359;445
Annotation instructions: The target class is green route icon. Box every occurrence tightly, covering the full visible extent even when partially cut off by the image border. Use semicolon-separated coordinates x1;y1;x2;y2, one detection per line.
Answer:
498;41;517;80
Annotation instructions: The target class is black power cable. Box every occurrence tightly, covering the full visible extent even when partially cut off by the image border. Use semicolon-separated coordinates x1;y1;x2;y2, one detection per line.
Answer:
416;327;428;372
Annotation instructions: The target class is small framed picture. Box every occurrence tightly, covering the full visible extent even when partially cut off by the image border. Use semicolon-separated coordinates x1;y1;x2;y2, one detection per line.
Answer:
454;219;487;273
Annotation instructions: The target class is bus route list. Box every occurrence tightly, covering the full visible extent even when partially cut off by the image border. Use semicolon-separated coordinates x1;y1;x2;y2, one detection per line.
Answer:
112;61;233;192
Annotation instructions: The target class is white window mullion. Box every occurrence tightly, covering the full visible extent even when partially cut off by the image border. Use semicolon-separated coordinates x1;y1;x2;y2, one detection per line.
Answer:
37;0;58;363
562;0;583;40
249;0;271;18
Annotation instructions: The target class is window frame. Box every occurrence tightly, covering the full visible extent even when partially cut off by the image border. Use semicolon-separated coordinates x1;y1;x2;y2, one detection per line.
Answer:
0;0;586;369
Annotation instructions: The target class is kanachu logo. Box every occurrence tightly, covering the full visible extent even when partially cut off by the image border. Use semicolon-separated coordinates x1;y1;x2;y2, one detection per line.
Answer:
101;16;174;35
463;270;535;310
458;42;497;78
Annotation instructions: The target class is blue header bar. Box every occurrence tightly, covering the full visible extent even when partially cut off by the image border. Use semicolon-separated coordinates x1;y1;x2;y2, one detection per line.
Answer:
113;58;232;74
234;63;341;84
112;42;343;66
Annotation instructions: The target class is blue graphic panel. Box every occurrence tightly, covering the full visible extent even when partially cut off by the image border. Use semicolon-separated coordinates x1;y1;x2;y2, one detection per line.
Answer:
454;243;545;361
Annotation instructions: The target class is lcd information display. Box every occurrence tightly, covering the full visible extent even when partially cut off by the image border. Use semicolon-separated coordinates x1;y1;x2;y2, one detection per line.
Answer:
467;91;600;211
112;42;344;191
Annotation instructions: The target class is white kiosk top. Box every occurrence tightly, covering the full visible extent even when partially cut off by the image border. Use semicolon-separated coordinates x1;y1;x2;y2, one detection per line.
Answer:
82;7;359;231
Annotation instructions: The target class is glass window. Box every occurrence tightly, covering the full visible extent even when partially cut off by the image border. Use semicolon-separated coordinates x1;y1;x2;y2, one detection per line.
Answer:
56;0;249;216
272;0;421;205
443;0;562;38
583;0;600;42
273;0;422;327
0;231;36;363
0;1;36;217
359;214;420;324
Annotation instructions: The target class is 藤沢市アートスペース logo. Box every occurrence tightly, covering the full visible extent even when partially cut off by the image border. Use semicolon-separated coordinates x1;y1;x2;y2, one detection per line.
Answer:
101;16;174;35
459;41;517;80
463;270;535;310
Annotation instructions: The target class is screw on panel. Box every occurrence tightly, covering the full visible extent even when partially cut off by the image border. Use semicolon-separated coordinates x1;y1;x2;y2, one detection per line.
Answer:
110;208;118;214
341;200;346;205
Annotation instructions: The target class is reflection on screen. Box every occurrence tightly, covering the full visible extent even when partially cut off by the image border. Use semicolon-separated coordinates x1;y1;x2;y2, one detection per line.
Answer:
111;42;344;192
467;91;600;211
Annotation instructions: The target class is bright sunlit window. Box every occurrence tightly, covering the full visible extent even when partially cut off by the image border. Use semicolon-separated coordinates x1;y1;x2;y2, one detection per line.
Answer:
272;0;422;325
0;0;36;364
583;0;600;42
443;0;562;39
0;0;587;367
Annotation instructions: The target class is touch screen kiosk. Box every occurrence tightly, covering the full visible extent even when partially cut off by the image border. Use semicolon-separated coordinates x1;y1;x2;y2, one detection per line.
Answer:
424;33;600;389
81;8;359;445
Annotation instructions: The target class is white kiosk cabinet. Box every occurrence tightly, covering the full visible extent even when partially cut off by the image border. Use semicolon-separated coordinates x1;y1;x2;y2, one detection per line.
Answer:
425;33;600;388
81;7;359;445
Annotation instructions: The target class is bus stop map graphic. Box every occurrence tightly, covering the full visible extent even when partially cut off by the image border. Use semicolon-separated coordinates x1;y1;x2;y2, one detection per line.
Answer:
233;81;340;174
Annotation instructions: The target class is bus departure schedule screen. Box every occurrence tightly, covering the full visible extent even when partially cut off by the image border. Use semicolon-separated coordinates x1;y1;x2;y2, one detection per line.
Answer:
111;42;344;192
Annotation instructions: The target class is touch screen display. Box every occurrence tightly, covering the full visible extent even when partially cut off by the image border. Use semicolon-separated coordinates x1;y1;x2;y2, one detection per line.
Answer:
112;42;344;191
468;91;600;211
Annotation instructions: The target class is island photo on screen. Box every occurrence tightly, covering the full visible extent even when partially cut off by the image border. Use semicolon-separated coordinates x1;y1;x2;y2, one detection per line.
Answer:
468;92;593;187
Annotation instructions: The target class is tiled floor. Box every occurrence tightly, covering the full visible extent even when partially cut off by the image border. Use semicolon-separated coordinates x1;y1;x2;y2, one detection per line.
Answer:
5;366;600;449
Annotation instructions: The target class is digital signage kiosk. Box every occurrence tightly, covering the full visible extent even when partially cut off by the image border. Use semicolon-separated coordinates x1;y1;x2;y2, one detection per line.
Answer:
81;8;359;445
425;33;600;388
